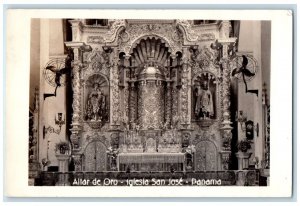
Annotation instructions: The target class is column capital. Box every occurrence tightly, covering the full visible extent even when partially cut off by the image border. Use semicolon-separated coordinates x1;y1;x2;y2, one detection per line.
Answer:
68;19;83;26
217;37;237;45
65;42;92;52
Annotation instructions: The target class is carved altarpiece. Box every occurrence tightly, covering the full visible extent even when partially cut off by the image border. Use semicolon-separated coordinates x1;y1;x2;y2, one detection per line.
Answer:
65;19;237;172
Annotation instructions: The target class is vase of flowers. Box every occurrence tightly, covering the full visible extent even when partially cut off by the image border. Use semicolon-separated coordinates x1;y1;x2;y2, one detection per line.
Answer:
238;140;251;153
106;146;119;171
55;141;70;155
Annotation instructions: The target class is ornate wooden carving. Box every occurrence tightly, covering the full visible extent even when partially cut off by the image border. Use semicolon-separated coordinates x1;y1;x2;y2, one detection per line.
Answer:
84;141;107;171
63;20;240;172
194;141;217;171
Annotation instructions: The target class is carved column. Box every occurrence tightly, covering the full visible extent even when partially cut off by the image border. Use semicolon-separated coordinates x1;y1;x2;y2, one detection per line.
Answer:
180;47;190;128
165;80;172;127
128;81;136;127
218;20;237;170
219;57;233;170
65;42;91;150
29;88;41;185
110;50;121;126
73;154;82;171
32;88;39;163
69;19;83;42
70;57;82;149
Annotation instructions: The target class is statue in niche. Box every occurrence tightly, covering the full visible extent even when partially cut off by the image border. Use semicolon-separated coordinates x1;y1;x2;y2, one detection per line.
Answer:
86;82;106;121
195;81;214;120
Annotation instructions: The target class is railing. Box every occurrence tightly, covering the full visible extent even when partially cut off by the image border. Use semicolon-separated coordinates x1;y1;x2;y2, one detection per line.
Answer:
37;170;260;186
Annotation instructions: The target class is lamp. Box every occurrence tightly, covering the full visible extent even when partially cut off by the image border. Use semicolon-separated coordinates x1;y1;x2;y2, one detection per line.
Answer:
43;113;65;139
55;112;65;129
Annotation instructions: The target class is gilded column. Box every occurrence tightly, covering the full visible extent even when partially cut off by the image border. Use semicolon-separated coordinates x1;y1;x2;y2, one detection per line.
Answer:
128;81;136;127
165;80;172;128
65;42;91;150
219;57;233;170
217;20;237;170
73;154;82;171
110;50;121;126
180;47;190;128
70;51;83;149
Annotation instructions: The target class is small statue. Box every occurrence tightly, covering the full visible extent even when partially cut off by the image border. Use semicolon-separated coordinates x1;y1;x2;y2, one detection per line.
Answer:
195;81;214;119
86;83;106;121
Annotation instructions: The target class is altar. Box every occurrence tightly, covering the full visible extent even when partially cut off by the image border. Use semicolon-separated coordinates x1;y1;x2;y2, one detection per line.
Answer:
118;153;185;172
28;18;270;186
63;19;238;173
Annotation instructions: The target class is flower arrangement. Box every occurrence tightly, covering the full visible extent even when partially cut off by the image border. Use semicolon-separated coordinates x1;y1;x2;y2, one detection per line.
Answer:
55;141;70;154
106;146;119;159
106;146;119;171
238;140;251;152
184;145;196;154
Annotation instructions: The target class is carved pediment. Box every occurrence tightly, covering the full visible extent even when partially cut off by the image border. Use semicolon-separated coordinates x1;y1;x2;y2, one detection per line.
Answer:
190;46;218;73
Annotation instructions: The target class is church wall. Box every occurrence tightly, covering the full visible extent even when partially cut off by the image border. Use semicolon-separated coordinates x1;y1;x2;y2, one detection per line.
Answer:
29;19;40;111
38;18;49;165
238;20;267;167
38;19;67;169
261;21;271;99
49;19;65;56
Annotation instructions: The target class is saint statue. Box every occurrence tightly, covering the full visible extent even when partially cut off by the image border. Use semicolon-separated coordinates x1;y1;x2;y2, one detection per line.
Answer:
195;81;214;119
86;83;106;121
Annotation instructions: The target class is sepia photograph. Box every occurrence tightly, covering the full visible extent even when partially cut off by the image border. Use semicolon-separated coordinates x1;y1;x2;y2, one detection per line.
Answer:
28;18;270;187
4;9;292;197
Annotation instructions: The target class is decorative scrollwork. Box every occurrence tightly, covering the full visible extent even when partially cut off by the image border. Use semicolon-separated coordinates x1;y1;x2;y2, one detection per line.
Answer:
176;20;198;42
118;23;183;55
104;19;126;44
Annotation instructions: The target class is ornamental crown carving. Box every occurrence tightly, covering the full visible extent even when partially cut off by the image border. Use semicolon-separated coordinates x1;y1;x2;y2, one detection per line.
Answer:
104;19;126;44
118;23;183;55
83;48;111;78
190;46;217;69
176;20;198;43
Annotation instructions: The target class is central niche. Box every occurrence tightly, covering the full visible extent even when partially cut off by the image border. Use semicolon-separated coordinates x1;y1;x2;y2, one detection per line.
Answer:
137;63;165;129
124;37;173;130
